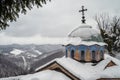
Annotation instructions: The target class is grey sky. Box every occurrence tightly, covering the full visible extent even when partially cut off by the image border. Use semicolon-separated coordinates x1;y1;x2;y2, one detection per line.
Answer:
0;0;120;44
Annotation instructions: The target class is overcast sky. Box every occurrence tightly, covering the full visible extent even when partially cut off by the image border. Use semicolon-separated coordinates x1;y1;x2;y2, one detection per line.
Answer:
0;0;120;45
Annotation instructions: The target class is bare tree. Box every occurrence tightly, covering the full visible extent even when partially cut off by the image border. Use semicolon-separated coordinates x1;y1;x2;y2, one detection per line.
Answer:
110;16;120;52
95;14;120;54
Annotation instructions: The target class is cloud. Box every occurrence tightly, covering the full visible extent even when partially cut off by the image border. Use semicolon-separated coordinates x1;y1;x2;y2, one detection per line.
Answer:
0;33;67;45
1;0;120;44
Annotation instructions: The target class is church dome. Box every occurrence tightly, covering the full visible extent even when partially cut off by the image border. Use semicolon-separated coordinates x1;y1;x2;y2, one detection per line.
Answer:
68;24;103;42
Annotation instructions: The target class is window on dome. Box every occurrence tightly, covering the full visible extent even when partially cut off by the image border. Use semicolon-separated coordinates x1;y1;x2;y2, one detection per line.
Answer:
92;50;96;61
81;50;85;61
66;49;68;57
71;50;75;58
100;50;104;60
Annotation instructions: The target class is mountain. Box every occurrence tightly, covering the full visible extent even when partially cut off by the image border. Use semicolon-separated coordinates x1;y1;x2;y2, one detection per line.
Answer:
0;44;65;75
30;49;65;72
0;54;26;78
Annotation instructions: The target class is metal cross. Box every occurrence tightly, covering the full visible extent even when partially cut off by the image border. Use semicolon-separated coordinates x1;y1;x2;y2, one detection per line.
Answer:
79;6;87;24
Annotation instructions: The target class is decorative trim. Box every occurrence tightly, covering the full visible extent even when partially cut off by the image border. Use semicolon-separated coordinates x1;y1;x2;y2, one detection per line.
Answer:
36;61;80;80
104;60;117;69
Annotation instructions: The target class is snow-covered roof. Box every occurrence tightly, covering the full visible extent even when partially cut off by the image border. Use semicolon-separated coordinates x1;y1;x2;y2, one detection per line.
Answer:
36;54;120;80
20;70;70;80
68;24;103;42
63;37;106;46
2;54;120;80
0;70;70;80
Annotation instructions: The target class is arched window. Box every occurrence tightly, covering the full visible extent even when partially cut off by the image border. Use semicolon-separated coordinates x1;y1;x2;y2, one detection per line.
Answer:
89;45;97;62
71;50;75;58
66;49;68;57
100;50;104;60
92;50;96;61
81;50;85;61
99;46;105;60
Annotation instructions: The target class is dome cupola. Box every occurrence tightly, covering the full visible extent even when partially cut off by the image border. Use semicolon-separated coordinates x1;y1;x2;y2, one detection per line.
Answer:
65;6;106;63
68;24;103;42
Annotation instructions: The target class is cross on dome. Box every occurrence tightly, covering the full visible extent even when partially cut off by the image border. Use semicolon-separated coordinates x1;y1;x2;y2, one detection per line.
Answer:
79;6;87;24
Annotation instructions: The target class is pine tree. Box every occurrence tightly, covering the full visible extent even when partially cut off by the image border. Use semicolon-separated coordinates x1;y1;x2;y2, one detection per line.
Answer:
0;0;50;30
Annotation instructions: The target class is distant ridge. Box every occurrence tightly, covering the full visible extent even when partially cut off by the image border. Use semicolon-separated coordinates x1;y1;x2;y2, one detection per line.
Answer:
0;54;26;78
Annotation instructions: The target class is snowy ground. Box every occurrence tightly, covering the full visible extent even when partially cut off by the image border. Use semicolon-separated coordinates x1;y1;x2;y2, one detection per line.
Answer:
115;53;120;60
0;70;70;80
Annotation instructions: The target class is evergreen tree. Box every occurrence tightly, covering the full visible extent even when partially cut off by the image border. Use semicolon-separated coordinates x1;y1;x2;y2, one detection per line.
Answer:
0;0;50;30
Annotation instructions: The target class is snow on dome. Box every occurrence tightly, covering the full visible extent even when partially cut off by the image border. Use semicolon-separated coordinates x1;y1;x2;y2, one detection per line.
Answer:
69;24;103;42
63;37;106;46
